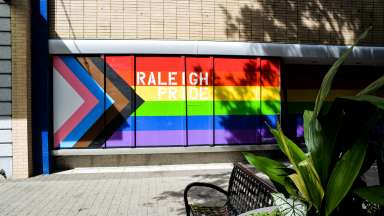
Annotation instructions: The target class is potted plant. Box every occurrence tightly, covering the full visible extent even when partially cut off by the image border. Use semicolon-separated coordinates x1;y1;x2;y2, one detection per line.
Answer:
244;26;384;216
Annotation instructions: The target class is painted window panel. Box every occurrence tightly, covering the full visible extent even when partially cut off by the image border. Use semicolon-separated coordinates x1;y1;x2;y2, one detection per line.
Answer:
135;56;187;147
213;57;261;145
186;57;214;146
105;56;136;147
53;56;111;148
53;55;281;149
260;59;281;143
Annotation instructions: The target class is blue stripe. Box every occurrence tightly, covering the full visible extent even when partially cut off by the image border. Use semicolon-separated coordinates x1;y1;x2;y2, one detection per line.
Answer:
115;115;279;131
214;115;278;129
136;116;187;131
60;56;113;148
188;116;214;130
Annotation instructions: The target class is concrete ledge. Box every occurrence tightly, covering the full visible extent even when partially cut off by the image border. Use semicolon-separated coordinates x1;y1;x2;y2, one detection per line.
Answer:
54;150;284;170
52;144;279;156
49;39;384;66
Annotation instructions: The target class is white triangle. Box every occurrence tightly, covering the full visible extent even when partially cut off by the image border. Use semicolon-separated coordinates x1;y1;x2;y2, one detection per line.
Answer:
53;68;85;133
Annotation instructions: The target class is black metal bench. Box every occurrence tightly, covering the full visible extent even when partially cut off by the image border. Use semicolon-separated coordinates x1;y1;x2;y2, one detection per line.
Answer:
184;163;277;216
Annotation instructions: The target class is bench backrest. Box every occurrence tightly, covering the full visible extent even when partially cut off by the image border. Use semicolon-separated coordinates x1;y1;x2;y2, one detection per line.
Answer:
226;163;277;215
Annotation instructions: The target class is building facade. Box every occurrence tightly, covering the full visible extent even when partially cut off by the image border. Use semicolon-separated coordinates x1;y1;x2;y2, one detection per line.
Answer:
0;0;12;177
1;0;384;178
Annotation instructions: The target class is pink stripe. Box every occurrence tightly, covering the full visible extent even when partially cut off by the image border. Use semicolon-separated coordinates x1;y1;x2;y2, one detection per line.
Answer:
53;57;98;148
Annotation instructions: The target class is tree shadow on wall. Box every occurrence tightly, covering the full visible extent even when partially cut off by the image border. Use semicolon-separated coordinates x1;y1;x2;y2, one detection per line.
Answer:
219;0;383;143
214;59;280;145
221;0;380;45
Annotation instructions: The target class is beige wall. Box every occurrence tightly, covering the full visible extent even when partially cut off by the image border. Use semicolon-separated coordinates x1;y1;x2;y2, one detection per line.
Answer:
49;0;384;45
11;0;32;178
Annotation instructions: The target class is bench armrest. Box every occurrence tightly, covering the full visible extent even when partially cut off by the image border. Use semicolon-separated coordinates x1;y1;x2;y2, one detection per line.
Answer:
184;182;228;216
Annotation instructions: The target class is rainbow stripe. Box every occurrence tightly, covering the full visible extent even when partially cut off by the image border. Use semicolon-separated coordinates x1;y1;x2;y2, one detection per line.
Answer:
54;55;281;148
132;57;281;146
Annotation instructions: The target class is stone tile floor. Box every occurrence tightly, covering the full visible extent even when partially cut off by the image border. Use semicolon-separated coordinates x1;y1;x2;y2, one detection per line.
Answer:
0;163;379;216
0;164;233;216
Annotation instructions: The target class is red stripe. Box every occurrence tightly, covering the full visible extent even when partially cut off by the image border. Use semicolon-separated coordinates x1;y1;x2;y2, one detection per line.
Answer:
106;56;135;86
186;57;214;86
261;59;280;87
214;57;262;86
136;56;185;86
114;56;280;87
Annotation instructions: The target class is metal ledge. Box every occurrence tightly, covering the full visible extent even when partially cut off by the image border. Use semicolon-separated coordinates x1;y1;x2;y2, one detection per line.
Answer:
49;39;384;66
52;145;279;156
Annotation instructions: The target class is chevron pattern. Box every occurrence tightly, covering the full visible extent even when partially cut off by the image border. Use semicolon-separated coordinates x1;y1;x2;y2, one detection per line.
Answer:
53;56;143;148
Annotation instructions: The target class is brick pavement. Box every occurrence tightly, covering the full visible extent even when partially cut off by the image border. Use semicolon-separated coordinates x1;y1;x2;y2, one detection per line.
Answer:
0;163;379;216
0;166;232;216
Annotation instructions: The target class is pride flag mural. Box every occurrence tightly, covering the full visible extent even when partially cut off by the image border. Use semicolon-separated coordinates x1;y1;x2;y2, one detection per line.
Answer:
53;55;280;148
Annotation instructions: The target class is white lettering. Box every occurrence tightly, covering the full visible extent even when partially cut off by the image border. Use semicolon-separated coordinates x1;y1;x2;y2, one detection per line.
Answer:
137;72;146;85
158;72;167;86
189;87;199;100
200;87;209;100
182;72;186;86
189;72;199;85
200;72;209;86
136;71;212;86
169;87;177;100
157;87;167;99
148;72;156;85
169;72;177;85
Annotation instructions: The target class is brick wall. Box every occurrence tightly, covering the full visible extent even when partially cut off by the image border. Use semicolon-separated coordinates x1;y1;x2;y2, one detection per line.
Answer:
11;0;32;178
49;0;384;45
0;0;12;178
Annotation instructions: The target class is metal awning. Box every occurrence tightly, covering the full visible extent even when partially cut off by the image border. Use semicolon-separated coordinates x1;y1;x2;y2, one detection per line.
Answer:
49;39;384;66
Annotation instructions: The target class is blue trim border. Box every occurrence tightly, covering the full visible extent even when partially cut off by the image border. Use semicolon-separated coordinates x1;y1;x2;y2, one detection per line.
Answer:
32;0;51;175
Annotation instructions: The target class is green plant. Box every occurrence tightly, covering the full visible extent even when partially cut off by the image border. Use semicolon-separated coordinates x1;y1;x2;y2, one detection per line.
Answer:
272;193;307;216
244;26;384;216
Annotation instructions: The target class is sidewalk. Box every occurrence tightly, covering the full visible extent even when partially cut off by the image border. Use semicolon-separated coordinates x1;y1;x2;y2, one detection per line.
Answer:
0;163;379;216
0;164;233;216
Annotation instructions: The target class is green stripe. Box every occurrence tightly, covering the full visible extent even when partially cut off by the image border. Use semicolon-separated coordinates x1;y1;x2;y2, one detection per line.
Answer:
261;101;281;115
136;101;186;116
136;101;280;116
188;101;214;116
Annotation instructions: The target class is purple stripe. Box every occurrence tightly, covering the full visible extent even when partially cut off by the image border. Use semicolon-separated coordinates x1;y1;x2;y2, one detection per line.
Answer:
106;131;134;147
188;130;214;145
106;129;273;147
214;129;261;144
136;130;186;146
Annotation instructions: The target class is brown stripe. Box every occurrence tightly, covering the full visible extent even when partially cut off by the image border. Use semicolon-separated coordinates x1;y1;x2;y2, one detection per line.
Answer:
74;57;106;147
75;57;133;148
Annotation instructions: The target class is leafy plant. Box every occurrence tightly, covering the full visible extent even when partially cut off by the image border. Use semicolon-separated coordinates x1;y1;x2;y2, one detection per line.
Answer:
354;186;384;206
272;193;307;216
244;26;384;216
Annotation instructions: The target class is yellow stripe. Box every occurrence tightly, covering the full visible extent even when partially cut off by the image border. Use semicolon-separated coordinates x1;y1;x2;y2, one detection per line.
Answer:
215;86;280;101
136;86;280;101
136;86;184;101
136;86;213;101
287;89;359;102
